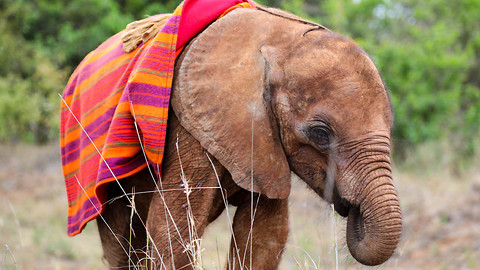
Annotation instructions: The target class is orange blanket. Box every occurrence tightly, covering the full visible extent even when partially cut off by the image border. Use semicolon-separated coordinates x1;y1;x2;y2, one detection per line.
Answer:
61;0;255;236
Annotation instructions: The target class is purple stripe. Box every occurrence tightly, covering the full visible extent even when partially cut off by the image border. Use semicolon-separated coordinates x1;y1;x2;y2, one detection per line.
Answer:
65;11;181;236
159;23;178;35
105;131;139;141
60;35;120;98
161;16;180;34
107;136;140;143
143;54;176;65
72;70;128;113
62;106;116;164
128;83;171;108
139;122;168;132
63;60;129;120
68;207;100;235
63;14;176;100
97;153;146;181
67;153;147;234
78;43;125;81
141;47;176;60
128;83;171;95
83;73;129;104
72;45;141;99
63;75;80;98
105;128;137;136
109;117;135;127
67;195;101;224
144;140;166;149
149;44;176;54
129;95;171;108
144;140;166;148
137;59;173;72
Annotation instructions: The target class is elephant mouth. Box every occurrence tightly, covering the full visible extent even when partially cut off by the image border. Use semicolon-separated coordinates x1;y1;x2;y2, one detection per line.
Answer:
330;188;351;217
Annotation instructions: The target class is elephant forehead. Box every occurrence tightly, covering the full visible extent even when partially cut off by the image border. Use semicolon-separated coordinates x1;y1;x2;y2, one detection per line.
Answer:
284;32;385;92
282;70;391;134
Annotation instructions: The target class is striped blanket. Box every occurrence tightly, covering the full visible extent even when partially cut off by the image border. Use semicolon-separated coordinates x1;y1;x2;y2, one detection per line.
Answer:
60;0;255;236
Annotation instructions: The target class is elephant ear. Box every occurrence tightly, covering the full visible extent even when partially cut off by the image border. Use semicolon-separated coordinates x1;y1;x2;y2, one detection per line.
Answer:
171;8;291;199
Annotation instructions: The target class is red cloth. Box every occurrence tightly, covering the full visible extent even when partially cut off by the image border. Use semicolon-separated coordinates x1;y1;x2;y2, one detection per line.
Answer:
177;0;256;50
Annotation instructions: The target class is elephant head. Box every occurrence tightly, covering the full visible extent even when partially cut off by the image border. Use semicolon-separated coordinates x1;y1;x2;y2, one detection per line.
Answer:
172;7;401;266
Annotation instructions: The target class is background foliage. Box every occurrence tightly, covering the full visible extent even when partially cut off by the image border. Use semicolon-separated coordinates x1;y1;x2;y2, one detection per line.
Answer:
0;0;479;165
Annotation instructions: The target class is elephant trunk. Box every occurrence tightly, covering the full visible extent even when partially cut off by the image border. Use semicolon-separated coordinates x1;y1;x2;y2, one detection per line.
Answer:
346;173;402;266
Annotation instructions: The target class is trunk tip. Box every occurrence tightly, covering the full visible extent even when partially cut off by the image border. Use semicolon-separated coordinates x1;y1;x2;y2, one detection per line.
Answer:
346;206;402;266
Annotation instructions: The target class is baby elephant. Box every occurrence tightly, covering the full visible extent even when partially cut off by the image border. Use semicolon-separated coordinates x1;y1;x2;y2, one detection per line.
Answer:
64;4;402;270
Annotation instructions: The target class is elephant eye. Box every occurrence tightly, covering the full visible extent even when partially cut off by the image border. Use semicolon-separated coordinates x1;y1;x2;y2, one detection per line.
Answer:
310;126;331;148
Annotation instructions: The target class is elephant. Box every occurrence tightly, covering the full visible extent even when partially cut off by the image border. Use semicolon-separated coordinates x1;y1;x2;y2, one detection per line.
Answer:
95;6;402;269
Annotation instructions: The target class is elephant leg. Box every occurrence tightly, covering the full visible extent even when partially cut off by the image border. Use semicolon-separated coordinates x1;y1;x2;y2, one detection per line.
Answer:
228;195;289;270
97;169;155;269
144;112;233;269
145;172;229;269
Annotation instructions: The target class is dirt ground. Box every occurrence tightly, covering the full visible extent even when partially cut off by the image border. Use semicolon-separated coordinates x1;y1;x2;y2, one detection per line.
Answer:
0;143;479;269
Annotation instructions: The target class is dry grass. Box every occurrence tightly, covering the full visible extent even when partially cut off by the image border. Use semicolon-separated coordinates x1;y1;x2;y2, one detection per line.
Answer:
1;142;479;269
0;143;103;269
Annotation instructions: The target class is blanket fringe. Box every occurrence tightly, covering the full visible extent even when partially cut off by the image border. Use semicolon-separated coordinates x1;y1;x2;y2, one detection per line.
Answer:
121;14;173;53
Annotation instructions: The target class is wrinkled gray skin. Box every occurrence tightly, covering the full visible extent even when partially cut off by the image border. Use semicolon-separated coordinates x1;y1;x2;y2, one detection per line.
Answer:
97;6;402;269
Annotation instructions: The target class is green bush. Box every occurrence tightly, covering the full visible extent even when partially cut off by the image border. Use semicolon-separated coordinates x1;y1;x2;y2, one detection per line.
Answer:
0;23;66;143
1;0;479;164
0;0;173;143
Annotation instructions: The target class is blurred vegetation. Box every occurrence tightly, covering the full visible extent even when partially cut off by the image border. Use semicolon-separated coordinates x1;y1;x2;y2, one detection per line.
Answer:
0;0;479;166
0;0;177;143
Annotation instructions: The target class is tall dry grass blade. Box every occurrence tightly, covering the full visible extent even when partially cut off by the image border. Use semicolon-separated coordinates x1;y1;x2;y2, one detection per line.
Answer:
7;200;24;247
105;186;221;202
293;255;302;269
331;204;338;270
161;205;176;269
61;94;158;267
59;94;133;205
205;153;243;269
250;105;255;270
242;195;261;268
283;245;318;269
128;101;161;190
176;136;203;269
74;176;136;268
129;101;186;268
129;151;176;269
242;106;263;269
4;244;17;270
128;190;137;270
145;229;150;270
